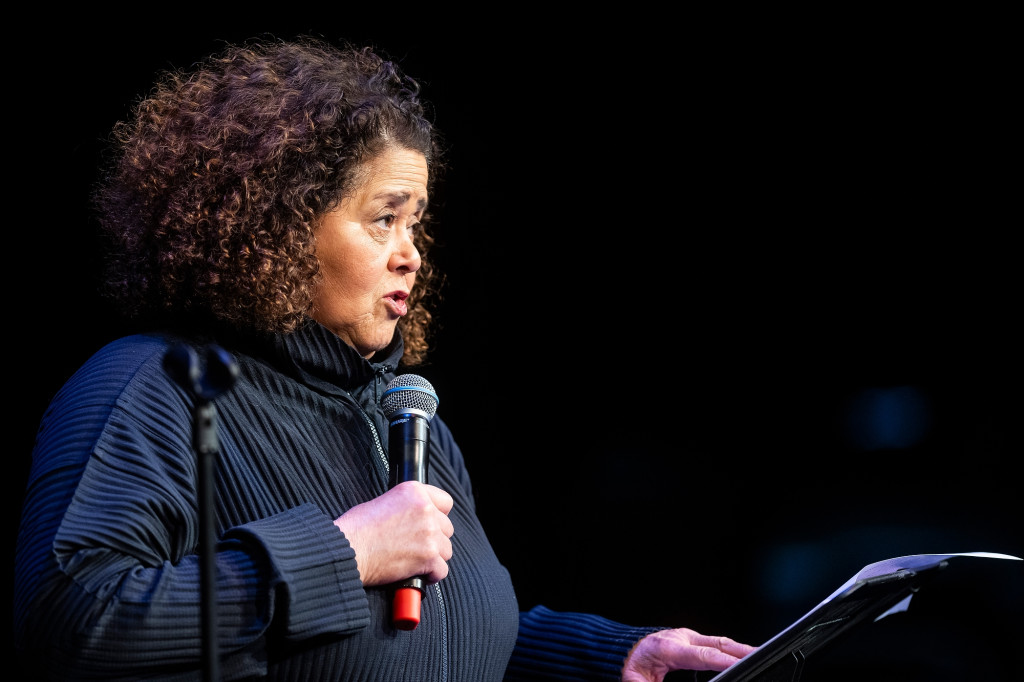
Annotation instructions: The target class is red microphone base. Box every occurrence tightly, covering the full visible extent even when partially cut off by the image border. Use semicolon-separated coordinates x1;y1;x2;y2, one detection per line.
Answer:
393;586;422;630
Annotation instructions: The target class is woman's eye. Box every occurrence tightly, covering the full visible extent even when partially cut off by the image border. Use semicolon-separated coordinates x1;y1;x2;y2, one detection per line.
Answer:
371;213;419;234
374;214;396;228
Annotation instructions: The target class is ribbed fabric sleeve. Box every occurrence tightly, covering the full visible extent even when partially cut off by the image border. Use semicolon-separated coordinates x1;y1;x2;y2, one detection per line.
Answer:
223;503;369;641
506;605;664;681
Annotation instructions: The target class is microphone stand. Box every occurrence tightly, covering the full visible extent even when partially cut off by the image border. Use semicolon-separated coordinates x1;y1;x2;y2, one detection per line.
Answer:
164;343;239;682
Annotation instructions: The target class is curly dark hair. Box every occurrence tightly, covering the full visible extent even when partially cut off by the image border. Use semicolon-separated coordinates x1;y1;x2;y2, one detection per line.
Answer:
92;36;444;366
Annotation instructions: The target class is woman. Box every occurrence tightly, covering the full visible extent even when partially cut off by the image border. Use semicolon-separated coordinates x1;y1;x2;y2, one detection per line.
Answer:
13;36;754;680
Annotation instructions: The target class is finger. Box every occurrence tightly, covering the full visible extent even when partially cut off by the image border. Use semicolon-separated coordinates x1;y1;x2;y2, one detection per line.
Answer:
650;630;755;671
425;546;451;583
425;484;454;514
440;508;455;535
718;637;758;657
692;634;756;658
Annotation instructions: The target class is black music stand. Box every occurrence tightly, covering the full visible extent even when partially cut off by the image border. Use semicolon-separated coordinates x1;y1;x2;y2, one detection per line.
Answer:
706;552;1022;682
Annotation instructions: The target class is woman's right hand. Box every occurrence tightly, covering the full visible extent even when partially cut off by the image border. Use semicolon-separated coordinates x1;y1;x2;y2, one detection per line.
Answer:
334;481;455;586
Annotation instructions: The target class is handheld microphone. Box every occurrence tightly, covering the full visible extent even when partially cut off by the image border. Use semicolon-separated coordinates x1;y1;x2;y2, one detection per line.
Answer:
380;373;439;631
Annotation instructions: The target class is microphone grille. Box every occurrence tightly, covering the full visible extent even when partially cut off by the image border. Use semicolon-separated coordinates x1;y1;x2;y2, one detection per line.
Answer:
381;374;439;419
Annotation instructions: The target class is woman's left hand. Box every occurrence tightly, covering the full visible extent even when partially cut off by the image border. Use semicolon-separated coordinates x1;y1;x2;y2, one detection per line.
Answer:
622;628;757;682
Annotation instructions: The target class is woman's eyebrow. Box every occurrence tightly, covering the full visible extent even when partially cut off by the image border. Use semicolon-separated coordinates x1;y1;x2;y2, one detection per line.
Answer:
375;192;429;213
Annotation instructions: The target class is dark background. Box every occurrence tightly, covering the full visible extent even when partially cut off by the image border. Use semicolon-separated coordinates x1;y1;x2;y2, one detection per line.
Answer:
9;9;1021;680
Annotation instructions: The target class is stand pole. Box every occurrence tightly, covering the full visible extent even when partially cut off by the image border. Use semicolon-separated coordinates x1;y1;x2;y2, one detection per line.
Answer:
195;399;221;682
164;343;238;682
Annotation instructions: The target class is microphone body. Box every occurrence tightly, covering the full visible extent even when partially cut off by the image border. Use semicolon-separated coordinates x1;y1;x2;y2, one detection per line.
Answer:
388;414;428;489
380;374;439;631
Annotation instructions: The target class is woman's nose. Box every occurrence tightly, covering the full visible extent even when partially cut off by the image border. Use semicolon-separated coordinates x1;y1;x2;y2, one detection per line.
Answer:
392;228;421;273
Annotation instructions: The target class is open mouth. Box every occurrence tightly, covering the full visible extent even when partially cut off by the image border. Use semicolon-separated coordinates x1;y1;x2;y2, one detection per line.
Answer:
387;291;409;316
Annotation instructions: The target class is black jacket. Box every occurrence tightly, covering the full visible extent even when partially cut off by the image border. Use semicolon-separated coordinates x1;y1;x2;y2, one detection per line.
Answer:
15;320;658;680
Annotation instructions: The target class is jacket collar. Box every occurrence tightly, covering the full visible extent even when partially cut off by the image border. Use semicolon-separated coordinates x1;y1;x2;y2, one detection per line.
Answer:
269;319;404;399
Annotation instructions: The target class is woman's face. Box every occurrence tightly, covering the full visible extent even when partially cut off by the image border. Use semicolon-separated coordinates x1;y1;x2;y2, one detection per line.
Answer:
312;146;428;358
